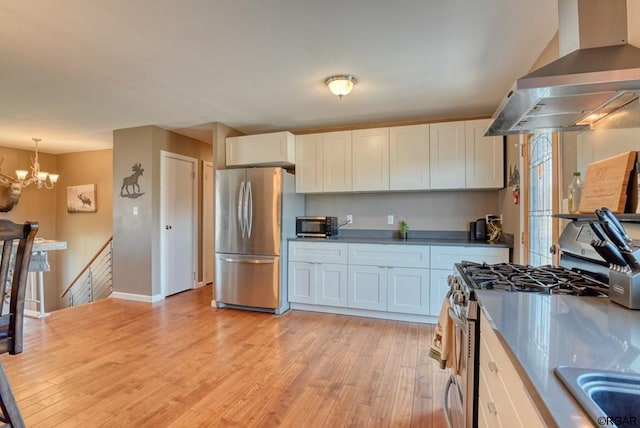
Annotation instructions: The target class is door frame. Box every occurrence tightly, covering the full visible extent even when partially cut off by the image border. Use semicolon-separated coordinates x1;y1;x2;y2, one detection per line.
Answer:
160;150;199;298
202;160;214;285
521;133;561;265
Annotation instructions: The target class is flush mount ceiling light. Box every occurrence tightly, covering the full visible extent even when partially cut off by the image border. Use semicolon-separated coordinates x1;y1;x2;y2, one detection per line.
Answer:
325;75;357;99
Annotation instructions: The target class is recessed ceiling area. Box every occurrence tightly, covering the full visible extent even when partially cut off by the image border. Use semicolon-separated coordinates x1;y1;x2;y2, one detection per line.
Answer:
0;1;558;154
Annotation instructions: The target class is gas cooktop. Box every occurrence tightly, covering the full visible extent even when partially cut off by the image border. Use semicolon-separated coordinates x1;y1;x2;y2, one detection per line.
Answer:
455;261;609;297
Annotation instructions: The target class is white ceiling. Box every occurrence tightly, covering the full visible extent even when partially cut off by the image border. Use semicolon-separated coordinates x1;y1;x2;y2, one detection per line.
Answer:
0;1;558;154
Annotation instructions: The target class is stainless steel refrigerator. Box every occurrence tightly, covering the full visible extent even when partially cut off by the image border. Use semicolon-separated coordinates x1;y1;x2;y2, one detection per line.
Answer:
214;167;303;314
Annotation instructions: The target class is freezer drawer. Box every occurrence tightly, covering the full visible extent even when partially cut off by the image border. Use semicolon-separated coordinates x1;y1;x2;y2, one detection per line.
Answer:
215;254;280;309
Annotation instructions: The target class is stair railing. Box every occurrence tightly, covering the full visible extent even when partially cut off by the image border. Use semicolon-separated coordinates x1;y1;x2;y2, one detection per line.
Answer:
60;237;113;307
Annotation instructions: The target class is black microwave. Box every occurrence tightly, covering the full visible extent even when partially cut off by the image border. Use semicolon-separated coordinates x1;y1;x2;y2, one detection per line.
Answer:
296;216;339;238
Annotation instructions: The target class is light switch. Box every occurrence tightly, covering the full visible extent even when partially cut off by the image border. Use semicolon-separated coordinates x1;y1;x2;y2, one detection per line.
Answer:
133;206;139;216
388;215;394;225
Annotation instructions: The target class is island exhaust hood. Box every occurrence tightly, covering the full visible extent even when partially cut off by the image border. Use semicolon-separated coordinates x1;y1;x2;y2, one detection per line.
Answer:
486;0;640;136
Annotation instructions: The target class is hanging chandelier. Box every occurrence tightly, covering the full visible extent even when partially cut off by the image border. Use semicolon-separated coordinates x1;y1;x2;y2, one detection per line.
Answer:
15;138;59;189
0;138;60;212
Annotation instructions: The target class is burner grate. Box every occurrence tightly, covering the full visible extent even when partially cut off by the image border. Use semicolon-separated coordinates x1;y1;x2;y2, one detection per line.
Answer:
456;261;608;297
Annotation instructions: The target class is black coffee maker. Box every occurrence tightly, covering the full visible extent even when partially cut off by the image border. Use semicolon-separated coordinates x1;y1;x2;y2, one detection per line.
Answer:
469;218;487;241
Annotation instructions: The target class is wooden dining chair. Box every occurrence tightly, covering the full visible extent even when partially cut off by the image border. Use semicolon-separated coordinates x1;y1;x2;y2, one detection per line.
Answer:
0;219;39;428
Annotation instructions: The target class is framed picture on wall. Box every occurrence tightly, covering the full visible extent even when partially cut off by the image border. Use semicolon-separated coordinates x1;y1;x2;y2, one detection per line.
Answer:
67;184;97;213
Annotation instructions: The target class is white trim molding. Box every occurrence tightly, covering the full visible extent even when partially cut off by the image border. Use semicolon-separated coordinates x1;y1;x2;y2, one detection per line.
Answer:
112;292;164;303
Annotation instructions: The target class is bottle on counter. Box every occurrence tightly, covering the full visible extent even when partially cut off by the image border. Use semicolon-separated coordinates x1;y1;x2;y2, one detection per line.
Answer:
568;171;583;214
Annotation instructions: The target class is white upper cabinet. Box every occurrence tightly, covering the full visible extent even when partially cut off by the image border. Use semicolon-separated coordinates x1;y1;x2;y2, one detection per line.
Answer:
465;119;504;189
429;122;466;189
322;131;353;192
226;131;295;167
293;119;503;193
352;128;390;191
295;133;323;193
389;124;430;190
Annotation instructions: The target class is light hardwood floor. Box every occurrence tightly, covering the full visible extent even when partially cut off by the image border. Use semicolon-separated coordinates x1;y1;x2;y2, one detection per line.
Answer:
2;285;448;427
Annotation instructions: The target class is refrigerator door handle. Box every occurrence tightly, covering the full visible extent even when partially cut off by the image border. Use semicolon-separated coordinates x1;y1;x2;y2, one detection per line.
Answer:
247;181;253;238
219;256;275;264
243;181;250;239
237;181;246;239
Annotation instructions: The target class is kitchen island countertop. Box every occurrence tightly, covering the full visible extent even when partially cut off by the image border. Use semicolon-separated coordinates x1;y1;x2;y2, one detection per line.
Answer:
476;291;640;427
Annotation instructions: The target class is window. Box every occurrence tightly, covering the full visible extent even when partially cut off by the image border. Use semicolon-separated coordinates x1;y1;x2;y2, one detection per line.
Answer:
523;132;560;266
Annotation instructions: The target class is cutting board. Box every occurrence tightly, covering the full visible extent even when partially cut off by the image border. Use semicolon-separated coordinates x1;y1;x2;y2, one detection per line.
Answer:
579;151;637;214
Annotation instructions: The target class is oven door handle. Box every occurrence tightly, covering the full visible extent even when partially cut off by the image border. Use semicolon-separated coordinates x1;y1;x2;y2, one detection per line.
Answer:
448;307;466;329
443;374;463;428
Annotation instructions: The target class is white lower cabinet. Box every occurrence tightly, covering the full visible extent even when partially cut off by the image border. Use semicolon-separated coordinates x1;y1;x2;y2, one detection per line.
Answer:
288;242;348;307
289;262;316;304
478;315;545;428
316;263;348;307
348;265;388;311
387;267;429;314
289;241;509;322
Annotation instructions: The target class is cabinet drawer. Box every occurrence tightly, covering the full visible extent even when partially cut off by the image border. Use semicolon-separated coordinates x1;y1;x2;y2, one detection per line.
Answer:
479;316;545;427
348;244;429;268
477;363;505;428
289;242;347;264
430;246;508;267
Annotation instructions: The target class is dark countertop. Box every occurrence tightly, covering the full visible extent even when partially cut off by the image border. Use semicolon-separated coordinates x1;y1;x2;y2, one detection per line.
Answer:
476;291;640;428
289;229;512;248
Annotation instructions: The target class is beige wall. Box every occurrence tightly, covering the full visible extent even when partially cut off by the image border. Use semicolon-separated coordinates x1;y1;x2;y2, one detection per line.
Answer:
112;126;212;299
55;150;113;308
0;147;59;311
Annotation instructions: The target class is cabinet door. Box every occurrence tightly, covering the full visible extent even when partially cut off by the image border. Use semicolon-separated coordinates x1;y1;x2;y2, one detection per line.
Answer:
322;131;352;192
430;122;466;189
387;268;429;315
352;128;390;191
288;262;316;304
348;265;387;311
389;124;430;190
226;131;295;167
429;268;453;316
295;133;323;193
316;263;348;307
465;119;504;189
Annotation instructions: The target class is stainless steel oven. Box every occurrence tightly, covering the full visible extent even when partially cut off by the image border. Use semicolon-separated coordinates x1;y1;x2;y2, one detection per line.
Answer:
443;274;478;428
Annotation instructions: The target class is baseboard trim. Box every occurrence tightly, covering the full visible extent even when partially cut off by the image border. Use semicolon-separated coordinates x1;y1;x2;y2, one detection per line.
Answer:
112;292;164;303
290;303;437;324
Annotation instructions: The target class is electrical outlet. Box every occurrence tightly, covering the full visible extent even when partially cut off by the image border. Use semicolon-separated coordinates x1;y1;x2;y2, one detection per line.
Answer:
133;206;139;216
346;215;353;224
388;215;394;225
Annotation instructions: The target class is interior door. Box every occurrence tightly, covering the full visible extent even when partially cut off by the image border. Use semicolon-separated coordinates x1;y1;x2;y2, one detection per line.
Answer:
161;151;198;296
202;161;214;284
244;168;281;256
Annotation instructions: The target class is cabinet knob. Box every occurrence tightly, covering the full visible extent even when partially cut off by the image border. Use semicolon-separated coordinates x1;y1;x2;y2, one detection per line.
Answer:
487;402;498;415
488;361;499;373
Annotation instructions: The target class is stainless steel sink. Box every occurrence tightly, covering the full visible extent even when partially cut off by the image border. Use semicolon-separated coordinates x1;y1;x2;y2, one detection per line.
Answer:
555;366;640;427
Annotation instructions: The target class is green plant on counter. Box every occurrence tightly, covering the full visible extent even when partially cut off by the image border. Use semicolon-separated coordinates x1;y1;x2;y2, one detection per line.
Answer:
399;220;409;240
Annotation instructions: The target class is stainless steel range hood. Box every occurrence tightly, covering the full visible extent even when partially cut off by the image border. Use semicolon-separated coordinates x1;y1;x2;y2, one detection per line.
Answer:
486;0;640;136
